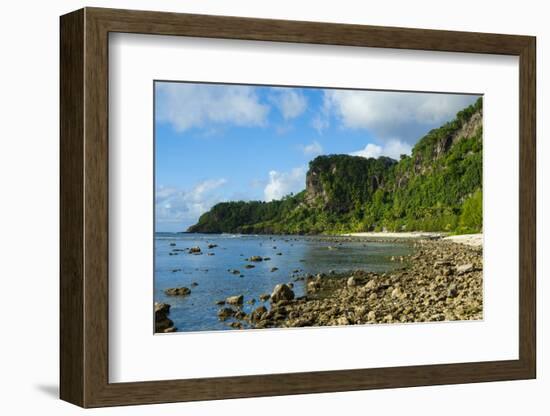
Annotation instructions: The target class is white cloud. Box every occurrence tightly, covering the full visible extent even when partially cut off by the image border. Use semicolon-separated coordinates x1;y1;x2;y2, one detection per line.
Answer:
301;141;323;156
321;90;478;139
311;114;329;134
269;88;307;120
351;139;412;160
156;83;269;132
264;167;306;202
155;179;227;228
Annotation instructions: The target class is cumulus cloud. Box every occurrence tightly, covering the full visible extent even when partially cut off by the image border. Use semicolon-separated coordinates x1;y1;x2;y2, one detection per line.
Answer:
321;90;478;141
155;178;227;228
156;83;269;132
351;139;412;160
264;167;306;202
301;141;323;156
269;88;307;120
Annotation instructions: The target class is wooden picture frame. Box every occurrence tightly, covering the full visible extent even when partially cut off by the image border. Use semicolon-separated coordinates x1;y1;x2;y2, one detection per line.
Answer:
60;7;536;408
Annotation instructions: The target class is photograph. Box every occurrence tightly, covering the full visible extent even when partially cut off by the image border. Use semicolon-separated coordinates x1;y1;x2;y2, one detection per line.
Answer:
153;82;484;333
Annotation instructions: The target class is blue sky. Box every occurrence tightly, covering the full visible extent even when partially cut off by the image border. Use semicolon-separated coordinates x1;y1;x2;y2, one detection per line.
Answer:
155;81;480;231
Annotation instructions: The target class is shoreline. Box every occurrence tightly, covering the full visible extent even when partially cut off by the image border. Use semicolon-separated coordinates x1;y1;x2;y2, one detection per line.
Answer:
229;238;483;329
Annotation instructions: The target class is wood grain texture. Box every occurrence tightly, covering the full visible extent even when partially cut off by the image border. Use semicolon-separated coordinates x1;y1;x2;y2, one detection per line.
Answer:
59;7;537;408
59;8;84;407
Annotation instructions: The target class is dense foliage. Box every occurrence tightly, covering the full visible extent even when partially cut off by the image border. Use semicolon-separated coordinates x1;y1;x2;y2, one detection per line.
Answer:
187;98;483;235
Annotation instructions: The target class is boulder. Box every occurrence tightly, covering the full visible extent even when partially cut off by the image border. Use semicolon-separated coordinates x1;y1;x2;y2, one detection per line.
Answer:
270;283;295;303
164;287;191;296
226;294;244;305
347;276;358;287
456;263;474;274
249;256;263;262
217;307;236;321
154;302;176;333
189;246;201;254
250;305;268;322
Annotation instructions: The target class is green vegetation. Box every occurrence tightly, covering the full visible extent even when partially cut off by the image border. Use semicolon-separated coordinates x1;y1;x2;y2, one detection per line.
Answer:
187;98;483;235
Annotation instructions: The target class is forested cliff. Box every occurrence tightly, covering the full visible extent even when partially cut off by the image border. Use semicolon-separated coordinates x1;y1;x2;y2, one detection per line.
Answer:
187;98;483;235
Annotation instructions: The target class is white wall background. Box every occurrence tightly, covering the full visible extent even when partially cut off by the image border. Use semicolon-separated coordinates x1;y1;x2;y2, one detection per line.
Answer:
0;0;546;414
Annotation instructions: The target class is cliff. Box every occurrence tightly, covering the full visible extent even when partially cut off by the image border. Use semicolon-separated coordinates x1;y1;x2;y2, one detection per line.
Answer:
187;98;483;235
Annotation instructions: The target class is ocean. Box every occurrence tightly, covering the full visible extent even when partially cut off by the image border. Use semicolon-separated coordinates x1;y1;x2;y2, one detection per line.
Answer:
154;233;412;332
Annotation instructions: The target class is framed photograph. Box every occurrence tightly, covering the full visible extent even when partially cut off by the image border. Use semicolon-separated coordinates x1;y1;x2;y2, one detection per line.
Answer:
60;7;536;408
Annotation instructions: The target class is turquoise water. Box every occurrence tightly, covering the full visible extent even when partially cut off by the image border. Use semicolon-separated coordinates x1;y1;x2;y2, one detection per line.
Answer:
154;233;412;332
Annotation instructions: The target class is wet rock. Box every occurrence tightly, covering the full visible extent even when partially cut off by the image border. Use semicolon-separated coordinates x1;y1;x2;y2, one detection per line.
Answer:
190;282;198;287
263;257;271;261
226;295;244;305
155;302;176;333
270;267;279;272
245;264;255;269
271;283;295;303
164;287;191;296
189;246;201;254
169;243;176;247
217;307;235;320
276;252;283;256
230;269;241;275
259;293;271;302
215;300;225;306
249;256;263;262
229;321;243;329
207;252;215;256
250;305;268;322
207;244;218;249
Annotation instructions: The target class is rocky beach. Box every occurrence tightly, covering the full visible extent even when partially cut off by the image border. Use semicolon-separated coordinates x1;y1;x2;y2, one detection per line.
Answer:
155;235;483;332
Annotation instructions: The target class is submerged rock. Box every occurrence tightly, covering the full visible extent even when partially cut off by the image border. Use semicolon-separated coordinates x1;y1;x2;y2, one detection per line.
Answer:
249;256;263;262
164;287;191;296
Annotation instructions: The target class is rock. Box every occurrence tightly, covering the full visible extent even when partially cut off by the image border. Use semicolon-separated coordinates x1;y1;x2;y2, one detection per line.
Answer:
155;302;176;333
217;307;235;320
456;263;474;274
171;268;181;273
270;283;295;303
292;269;300;273
190;282;198;287
230;269;241;275
447;284;458;298
250;305;268;322
263;257;271;261
270;267;278;272
249;256;263;262
276;252;283;256
207;252;215;256
259;293;271;302
164;287;191;296
336;316;349;325
245;264;255;269
246;298;256;305
229;322;243;329
391;287;406;300
235;310;247;319
367;311;377;321
207;244;218;249
189;246;201;254
434;260;452;268
365;279;377;290
347;276;358;287
287;282;294;289
226;295;244;305
215;300;225;305
169;243;176;246
307;280;321;292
